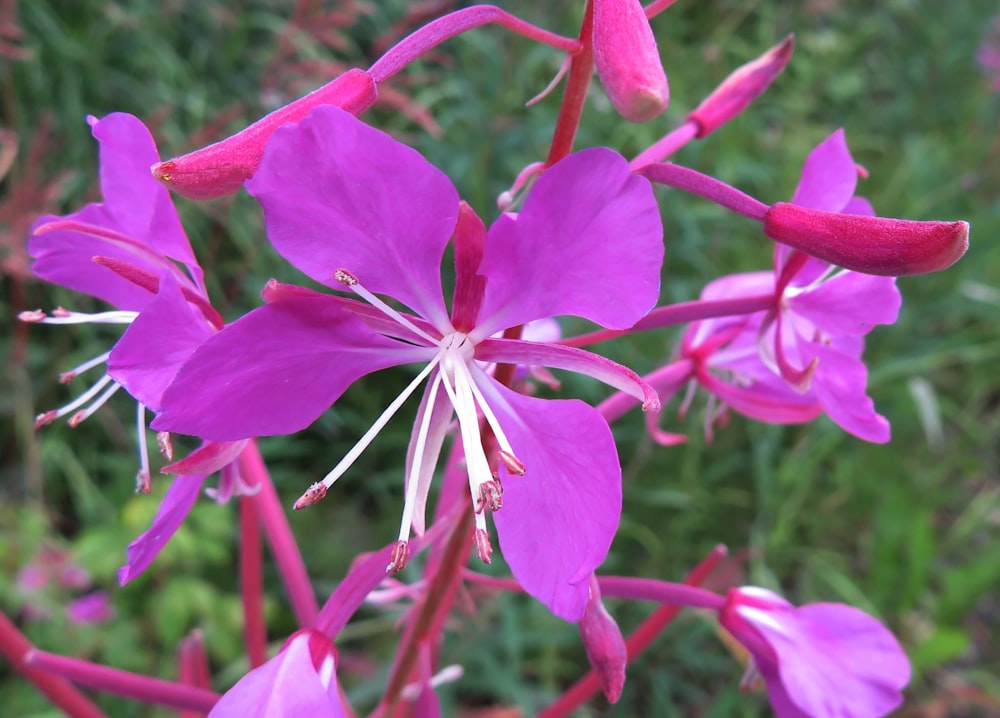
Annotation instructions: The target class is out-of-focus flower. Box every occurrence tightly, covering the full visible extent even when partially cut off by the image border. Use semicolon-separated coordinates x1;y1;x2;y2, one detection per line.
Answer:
155;107;664;621
66;592;114;625
718;586;910;718
209;629;345;718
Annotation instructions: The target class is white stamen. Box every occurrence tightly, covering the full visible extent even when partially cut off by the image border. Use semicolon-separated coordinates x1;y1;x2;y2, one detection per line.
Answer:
135;403;151;493
68;380;121;427
336;270;441;345
319;353;443;490
456;360;521;466
27;308;138;325
61;350;113;382
49;373;115;421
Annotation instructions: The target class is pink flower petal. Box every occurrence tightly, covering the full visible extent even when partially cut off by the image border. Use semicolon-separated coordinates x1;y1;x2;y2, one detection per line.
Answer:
475;148;663;337
118;474;206;585
246;106;458;328
790;129;857;212
154;294;433;441
806;342;890;443
790;272;900;336
478;378;622;621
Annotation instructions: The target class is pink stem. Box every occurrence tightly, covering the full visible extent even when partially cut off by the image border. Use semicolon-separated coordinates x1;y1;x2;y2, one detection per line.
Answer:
639;163;769;220
0;611;107;718
178;631;211;718
239;440;319;628
25;650;220;713
598;577;725;609
240;494;268;668
546;0;595;164
644;0;682;19
368;5;579;83
630;120;699;169
537;545;728;718
560;292;775;348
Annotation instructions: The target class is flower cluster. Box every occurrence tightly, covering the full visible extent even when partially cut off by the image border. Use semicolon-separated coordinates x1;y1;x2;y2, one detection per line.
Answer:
10;2;969;717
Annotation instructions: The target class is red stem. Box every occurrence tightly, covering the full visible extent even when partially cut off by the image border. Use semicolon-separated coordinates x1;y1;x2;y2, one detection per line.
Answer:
178;631;211;718
546;0;595;164
0;611;107;718
240;494;268;668
25;649;220;713
537;545;728;718
239;440;320;628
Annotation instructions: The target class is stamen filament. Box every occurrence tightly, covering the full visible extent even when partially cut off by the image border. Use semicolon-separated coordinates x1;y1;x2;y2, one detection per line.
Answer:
458;361;520;465
319;354;443;490
51;374;115;420
135;403;151;493
31;309;138;325
62;351;113;381
335;270;441;345
68;381;122;427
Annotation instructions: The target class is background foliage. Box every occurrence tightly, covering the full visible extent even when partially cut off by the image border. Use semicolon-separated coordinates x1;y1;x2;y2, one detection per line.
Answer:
2;0;998;715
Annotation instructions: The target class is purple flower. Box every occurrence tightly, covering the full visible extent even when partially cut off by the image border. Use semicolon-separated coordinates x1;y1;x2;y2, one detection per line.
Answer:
209;629;345;718
24;113;250;583
678;130;900;441
66;592;115;625
154;106;664;620
719;586;910;718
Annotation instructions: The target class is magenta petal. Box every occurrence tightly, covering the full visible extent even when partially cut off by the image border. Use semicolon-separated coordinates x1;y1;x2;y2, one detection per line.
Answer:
164;440;247;476
108;272;214;409
479;379;622;621
246;106;458;327
154;294;432;441
807;343;890;443
475;148;663;336
208;632;345;718
89;114;200;276
790;129;857;212
790;273;901;335
476;337;659;410
118;474;206;585
753;603;910;718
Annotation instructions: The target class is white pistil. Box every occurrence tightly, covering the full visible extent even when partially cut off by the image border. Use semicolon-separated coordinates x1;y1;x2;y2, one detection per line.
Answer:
397;372;443;542
318;353;443;491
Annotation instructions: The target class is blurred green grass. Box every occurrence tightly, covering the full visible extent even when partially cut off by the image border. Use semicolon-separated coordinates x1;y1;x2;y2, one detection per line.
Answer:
2;0;998;715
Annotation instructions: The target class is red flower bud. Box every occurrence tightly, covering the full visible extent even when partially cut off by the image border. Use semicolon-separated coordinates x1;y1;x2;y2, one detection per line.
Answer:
578;580;627;703
688;35;794;138
763;202;969;276
152;68;378;200
593;0;669;123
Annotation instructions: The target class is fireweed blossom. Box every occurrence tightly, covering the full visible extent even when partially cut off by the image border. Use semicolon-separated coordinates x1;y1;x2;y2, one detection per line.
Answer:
154;106;664;620
655;130;899;442
23;113;250;581
719;587;910;718
208;629;345;718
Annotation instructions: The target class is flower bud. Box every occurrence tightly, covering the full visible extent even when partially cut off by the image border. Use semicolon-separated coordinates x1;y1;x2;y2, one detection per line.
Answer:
592;0;669;122
578;579;627;703
763;202;969;276
152;68;378;200
688;35;794;138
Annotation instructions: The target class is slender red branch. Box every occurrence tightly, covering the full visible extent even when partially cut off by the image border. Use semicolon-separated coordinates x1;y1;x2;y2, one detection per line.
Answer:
537;545;728;718
178;630;211;718
546;0;595;164
0;611;107;718
239;440;320;628
25;649;220;713
240;494;268;668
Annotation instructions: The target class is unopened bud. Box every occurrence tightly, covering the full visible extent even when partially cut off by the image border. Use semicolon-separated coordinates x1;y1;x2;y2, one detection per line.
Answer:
153;68;378;199
688;35;794;138
387;540;410;573
592;0;669;122
763;202;969;276
578;579;627;703
293;482;328;510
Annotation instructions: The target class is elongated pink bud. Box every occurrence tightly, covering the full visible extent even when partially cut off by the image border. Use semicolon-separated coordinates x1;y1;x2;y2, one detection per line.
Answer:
153;68;378;199
592;0;669;122
578;577;627;703
688;35;794;138
764;202;969;276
